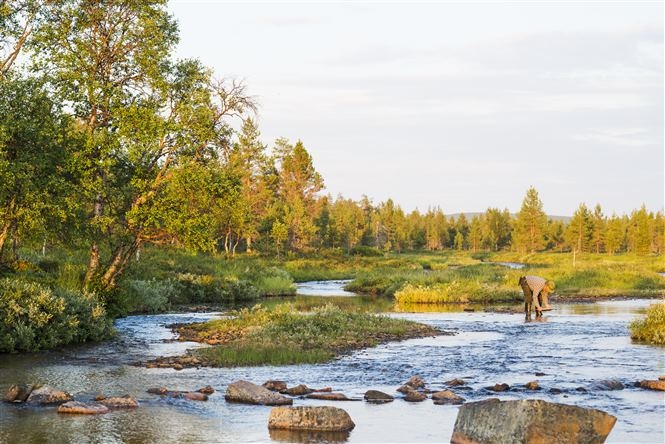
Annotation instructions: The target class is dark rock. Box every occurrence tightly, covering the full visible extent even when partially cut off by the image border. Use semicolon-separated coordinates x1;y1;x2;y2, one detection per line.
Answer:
263;381;288;392
305;393;352;401
549;388;563;394
197;385;215;394
451;399;616;444
488;383;510;392
268;406;355;432
444;378;466;387
281;384;313;396
147;387;168;395
225;380;293;406
184;392;208;401
597;379;624;391
26;386;73;405
364;390;394;403
576;387;588;393
431;390;465;405
524;381;540;390
57;401;109;415
396;384;415;394
637;380;665;391
535;372;546;376
3;384;34;403
404;391;427;402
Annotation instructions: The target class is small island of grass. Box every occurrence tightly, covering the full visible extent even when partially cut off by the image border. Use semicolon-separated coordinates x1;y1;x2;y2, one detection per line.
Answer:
630;302;665;345
174;304;441;367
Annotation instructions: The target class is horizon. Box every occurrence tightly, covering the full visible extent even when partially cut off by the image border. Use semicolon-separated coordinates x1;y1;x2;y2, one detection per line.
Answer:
170;1;663;216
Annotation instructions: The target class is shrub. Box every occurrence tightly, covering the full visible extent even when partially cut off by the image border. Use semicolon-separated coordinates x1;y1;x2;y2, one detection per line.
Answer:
350;246;384;257
630;302;665;345
0;278;112;352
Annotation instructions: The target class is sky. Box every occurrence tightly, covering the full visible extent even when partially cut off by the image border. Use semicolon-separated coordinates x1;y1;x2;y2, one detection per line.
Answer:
168;1;664;217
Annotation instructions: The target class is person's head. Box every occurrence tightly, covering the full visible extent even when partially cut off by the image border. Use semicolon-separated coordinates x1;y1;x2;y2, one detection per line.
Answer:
544;280;555;294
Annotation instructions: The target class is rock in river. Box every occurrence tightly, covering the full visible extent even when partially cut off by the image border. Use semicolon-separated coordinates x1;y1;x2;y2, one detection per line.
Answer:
225;380;293;406
57;401;109;415
451;398;616;444
637;380;665;391
268;406;355;432
364;390;394;404
3;384;34;403
99;395;139;409
305;393;352;401
431;390;465;405
404;391;427;402
280;384;313;396
263;380;287;392
26;386;73;405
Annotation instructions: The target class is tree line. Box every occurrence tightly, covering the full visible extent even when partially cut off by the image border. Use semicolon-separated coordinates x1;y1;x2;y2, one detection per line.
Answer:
1;1;662;296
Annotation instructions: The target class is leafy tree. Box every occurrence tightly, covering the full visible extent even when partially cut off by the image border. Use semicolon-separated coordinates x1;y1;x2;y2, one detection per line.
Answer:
482;207;512;251
590;204;606;253
566;203;593;253
627;205;652;255
0;0;42;78
605;213;625;254
331;197;364;253
513;187;547;253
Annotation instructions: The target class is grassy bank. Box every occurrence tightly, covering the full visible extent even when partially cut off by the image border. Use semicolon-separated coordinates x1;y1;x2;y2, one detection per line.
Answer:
179;303;440;366
630;302;665;345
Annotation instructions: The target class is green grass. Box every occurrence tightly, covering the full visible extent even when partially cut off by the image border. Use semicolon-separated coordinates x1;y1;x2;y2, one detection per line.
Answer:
630;302;665;345
184;303;439;366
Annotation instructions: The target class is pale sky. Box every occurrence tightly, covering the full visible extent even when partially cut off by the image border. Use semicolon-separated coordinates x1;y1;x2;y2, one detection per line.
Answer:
169;1;663;216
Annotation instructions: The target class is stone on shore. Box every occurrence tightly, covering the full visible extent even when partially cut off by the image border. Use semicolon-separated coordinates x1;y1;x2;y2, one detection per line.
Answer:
432;390;465;405
225;380;293;406
637;380;665;391
3;384;34;403
26;386;73;405
57;401;109;415
451;399;616;444
268;406;355;432
364;390;394;403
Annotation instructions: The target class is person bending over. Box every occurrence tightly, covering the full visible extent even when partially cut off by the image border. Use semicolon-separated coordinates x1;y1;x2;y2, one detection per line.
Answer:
524;275;555;313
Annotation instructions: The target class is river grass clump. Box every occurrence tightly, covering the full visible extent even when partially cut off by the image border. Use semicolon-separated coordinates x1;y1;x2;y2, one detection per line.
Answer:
182;303;440;366
630;302;665;345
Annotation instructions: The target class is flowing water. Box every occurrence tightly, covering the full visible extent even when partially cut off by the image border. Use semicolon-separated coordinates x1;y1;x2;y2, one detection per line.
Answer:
1;283;664;443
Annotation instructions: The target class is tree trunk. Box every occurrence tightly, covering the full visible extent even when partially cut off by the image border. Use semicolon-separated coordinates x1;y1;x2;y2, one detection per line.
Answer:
84;193;104;289
245;235;252;254
99;238;140;292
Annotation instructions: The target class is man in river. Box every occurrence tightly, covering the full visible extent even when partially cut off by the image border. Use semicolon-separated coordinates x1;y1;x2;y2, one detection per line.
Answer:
519;275;555;317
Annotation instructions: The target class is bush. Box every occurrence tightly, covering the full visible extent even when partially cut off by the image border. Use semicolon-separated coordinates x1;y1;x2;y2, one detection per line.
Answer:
350;246;384;257
0;278;113;352
630;302;665;345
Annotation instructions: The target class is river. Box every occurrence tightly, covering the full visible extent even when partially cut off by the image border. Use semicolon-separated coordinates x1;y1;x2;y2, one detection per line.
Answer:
1;282;663;443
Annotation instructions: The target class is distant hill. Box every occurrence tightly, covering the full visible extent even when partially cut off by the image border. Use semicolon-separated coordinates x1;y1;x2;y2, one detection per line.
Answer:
447;212;571;223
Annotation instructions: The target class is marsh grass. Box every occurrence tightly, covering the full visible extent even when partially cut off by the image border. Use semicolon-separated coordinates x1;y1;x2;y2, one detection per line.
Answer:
630;302;665;345
186;303;439;366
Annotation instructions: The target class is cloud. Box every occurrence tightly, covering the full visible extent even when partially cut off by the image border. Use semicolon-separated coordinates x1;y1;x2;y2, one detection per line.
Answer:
572;127;653;147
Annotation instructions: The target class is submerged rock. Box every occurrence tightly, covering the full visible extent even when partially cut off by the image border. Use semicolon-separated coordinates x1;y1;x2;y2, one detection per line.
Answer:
57;401;109;415
197;385;215;394
184;392;208;401
596;379;624;391
637;380;665;391
26;386;73;405
3;384;34;403
225;380;293;406
263;381;288;392
268;406;355;432
451;399;616;444
432;390;465;405
99;395;139;409
281;384;313;396
444;378;466;387
305;393;352;401
364;390;394;403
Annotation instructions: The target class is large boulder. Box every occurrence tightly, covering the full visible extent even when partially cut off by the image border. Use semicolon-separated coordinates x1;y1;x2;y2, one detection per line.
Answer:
26;386;73;405
268;406;355;432
451;399;616;444
225;380;293;406
57;401;109;415
3;384;34;403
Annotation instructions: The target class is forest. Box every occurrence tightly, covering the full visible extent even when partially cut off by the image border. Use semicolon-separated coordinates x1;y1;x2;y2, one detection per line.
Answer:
1;1;663;352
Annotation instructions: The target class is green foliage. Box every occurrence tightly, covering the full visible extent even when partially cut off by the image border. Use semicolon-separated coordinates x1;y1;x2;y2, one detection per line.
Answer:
513;187;548;253
0;278;112;352
189;303;438;366
630;302;665;345
350;245;384;257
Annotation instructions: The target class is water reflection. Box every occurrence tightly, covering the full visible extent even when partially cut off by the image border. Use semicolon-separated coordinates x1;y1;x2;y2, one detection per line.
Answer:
269;428;351;443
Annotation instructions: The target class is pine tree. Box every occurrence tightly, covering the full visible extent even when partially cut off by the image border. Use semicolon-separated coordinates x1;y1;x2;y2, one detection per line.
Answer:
513;187;547;253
